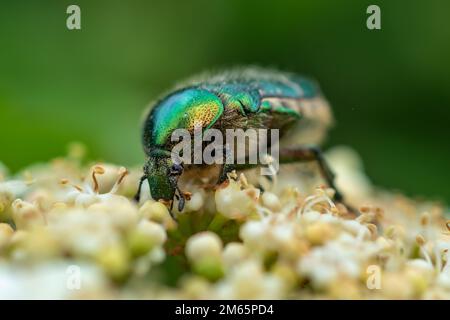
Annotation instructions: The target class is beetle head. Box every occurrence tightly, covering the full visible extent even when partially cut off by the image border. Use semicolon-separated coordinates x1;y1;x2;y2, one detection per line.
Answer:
144;154;184;206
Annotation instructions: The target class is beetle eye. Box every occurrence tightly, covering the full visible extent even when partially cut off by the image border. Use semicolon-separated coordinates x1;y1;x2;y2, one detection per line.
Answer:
170;163;183;175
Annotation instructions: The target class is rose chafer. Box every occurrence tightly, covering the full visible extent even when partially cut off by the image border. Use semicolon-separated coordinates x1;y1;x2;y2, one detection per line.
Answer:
135;68;344;214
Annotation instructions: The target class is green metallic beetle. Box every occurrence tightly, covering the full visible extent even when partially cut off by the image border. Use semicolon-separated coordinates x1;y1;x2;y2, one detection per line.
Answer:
135;67;344;212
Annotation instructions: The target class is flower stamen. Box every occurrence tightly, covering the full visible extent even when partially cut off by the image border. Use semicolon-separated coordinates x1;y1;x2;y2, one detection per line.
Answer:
416;234;432;267
60;178;83;192
109;166;129;194
92;165;105;193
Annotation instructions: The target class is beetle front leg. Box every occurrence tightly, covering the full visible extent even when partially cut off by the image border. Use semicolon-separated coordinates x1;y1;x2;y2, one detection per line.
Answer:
278;146;344;203
217;145;259;183
217;145;233;184
218;163;257;184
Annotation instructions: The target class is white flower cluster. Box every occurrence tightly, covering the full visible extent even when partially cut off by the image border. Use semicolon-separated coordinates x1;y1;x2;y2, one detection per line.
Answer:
0;160;168;298
0;146;449;299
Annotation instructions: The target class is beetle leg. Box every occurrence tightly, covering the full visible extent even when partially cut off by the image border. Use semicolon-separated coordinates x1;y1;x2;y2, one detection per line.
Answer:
279;146;348;205
218;141;261;183
218;163;234;184
218;145;233;183
169;200;176;219
214;145;355;214
177;187;186;212
216;146;343;201
218;163;258;184
133;174;147;202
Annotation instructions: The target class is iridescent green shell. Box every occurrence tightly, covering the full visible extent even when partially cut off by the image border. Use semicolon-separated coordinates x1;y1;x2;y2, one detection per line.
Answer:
143;89;223;149
142;68;332;155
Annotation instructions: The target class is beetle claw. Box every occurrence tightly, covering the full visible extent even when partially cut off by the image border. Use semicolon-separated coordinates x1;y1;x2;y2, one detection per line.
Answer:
178;197;185;212
174;186;192;212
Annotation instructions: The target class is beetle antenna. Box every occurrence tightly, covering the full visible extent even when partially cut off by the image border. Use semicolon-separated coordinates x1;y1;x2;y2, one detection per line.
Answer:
133;175;147;202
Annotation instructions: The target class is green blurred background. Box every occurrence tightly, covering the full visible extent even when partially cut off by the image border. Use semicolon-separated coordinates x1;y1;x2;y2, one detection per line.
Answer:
0;0;449;202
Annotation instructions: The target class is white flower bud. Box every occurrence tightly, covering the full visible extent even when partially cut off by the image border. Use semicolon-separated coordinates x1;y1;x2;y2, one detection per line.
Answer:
74;193;98;207
215;179;258;218
139;200;171;222
239;220;267;249
0;223;14;247
184;191;204;212
223;242;249;268
437;273;450;289
137;220;167;246
12;199;45;230
261;192;281;212
301;210;321;223
185;231;222;262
